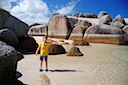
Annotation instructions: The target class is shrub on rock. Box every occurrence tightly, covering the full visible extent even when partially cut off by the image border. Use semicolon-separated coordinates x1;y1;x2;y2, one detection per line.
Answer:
67;46;83;56
48;44;66;55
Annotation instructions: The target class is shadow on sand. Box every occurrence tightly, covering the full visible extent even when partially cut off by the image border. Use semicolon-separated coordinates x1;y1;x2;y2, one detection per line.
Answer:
48;69;84;72
14;71;27;85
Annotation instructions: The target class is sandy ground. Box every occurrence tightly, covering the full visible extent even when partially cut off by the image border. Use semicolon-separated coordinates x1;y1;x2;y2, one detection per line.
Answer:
17;36;128;85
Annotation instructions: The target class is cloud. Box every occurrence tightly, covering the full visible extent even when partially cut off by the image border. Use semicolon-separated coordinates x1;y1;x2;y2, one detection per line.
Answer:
55;0;79;15
10;0;50;25
0;0;16;11
0;0;79;25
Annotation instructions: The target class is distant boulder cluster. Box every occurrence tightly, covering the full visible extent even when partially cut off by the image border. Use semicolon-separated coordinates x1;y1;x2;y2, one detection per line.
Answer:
49;11;128;44
72;12;97;18
84;11;128;44
29;11;128;44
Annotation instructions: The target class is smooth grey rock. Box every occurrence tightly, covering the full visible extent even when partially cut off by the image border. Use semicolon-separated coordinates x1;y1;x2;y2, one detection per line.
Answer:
17;36;38;54
99;15;112;25
98;11;108;19
112;21;124;28
0;8;29;37
86;24;123;34
0;28;19;46
4;15;29;37
0;8;10;28
113;14;127;25
122;25;128;35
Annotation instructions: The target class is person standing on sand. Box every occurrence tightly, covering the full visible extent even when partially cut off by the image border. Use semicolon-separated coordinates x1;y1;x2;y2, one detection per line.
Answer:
35;36;51;72
35;36;57;72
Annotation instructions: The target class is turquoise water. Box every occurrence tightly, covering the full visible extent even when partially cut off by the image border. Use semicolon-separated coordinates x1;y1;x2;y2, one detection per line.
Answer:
111;45;128;64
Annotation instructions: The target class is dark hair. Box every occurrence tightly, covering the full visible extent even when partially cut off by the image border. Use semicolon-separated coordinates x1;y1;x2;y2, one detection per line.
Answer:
44;35;48;39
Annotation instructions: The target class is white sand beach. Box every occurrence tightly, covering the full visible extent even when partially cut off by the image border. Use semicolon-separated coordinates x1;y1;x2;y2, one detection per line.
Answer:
17;36;128;85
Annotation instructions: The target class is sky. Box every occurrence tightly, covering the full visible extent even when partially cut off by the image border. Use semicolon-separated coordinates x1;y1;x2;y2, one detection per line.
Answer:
0;0;128;25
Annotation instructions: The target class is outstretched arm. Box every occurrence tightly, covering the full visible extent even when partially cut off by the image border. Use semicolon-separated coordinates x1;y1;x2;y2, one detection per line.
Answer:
47;39;61;45
35;46;40;55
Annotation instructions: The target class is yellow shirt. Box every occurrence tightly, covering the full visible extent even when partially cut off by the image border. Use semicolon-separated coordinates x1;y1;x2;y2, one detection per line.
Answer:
39;42;52;56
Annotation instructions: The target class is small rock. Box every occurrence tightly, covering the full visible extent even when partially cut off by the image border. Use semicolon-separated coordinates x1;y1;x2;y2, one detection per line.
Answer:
48;44;66;55
67;46;83;56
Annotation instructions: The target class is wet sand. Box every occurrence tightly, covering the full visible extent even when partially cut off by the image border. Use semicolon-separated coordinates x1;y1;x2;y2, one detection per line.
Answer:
17;36;128;85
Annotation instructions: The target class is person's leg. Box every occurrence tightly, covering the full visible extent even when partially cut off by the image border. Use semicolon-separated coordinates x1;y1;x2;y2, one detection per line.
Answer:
44;56;48;71
40;56;43;71
40;60;43;69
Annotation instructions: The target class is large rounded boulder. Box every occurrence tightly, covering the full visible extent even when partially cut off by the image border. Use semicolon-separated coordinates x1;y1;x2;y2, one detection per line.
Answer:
17;36;38;54
85;24;127;44
99;15;112;25
48;44;66;55
4;15;29;37
0;8;10;28
0;28;19;46
0;41;17;84
96;24;123;34
47;13;69;38
113;14;127;25
86;24;123;34
71;20;92;38
0;8;29;37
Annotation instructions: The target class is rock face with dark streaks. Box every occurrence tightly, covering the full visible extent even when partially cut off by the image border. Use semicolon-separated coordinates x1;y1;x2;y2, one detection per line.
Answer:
46;12;128;44
0;41;17;84
47;13;69;38
47;13;92;39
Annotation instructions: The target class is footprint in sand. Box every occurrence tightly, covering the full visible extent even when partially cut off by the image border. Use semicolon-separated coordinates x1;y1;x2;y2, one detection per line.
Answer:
39;74;51;85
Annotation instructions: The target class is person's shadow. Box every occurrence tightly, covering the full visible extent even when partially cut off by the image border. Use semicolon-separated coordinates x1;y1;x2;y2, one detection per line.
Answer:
48;69;83;72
